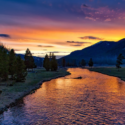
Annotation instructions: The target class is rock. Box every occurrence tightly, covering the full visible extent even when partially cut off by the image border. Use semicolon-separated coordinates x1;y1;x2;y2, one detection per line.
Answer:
74;76;82;79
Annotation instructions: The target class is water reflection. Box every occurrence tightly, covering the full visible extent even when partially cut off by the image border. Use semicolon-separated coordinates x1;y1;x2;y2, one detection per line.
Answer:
0;68;125;124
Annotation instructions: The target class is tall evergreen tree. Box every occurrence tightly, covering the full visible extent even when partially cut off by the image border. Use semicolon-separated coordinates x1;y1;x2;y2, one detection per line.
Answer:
62;58;66;67
30;55;35;69
24;48;35;70
116;53;124;71
43;54;50;71
0;44;9;81
81;59;86;67
50;53;58;71
49;52;52;60
14;56;27;82
1;49;9;80
9;49;16;79
24;48;30;70
88;58;93;68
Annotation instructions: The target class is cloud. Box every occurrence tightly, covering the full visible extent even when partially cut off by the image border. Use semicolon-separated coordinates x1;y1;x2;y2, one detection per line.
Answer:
14;49;22;51
79;36;104;40
67;41;91;44
50;51;70;53
105;18;111;22
67;41;91;47
0;34;10;38
81;4;89;8
85;17;96;21
42;49;47;51
70;44;82;46
32;52;45;55
37;45;54;47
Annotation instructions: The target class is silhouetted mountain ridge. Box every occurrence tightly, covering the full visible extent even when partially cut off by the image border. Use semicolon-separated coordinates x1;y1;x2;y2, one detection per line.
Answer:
59;38;125;65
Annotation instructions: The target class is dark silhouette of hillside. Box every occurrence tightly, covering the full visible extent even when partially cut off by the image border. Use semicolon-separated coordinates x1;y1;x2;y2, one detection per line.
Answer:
59;38;125;65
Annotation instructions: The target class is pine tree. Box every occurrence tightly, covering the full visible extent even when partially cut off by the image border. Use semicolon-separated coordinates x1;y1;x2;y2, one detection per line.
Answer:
43;54;50;71
24;48;30;70
50;53;58;71
1;49;9;80
24;48;35;71
49;52;52;60
81;59;86;67
30;55;35;70
116;54;124;71
62;58;66;67
14;56;27;82
88;58;93;68
0;44;9;81
8;49;16;79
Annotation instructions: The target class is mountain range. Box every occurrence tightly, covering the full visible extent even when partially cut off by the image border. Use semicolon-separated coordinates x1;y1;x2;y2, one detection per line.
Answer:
59;38;125;65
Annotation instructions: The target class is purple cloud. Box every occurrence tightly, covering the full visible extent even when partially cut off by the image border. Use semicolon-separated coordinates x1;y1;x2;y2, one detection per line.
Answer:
0;34;10;38
37;45;54;47
79;36;104;40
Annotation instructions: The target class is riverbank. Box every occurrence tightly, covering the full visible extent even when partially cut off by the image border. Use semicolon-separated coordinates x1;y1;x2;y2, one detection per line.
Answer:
88;67;125;81
0;68;70;114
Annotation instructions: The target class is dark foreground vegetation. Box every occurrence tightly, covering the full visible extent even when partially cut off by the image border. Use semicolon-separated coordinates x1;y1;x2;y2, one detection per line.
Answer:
0;45;27;82
0;68;70;113
43;52;58;71
0;44;69;113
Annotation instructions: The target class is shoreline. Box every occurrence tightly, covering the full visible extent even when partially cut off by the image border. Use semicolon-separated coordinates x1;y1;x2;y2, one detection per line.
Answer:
87;67;125;81
0;68;70;114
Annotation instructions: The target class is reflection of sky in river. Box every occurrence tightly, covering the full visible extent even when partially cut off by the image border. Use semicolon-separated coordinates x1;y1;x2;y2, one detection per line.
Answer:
0;68;125;124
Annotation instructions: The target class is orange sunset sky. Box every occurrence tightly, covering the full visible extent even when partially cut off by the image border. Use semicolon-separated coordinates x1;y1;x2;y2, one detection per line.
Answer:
0;0;125;58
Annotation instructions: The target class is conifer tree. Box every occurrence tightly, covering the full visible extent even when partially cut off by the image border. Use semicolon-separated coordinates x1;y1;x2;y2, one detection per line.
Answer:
50;53;58;71
30;55;35;70
49;52;52;60
9;49;16;79
24;48;30;70
88;58;93;68
14;56;27;82
116;53;124;71
0;44;9;81
24;48;35;70
1;49;9;80
43;54;50;71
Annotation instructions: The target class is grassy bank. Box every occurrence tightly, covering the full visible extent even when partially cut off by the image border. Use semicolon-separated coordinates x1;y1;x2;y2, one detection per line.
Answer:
88;67;125;81
0;68;70;113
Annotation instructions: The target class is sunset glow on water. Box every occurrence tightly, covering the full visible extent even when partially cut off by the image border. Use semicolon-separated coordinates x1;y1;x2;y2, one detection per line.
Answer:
0;68;125;124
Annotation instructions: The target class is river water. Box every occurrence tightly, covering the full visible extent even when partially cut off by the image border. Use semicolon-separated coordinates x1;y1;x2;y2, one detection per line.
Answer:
0;68;125;125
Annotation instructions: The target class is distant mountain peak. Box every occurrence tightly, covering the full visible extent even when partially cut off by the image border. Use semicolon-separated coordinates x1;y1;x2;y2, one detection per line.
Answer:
118;38;125;43
92;40;115;47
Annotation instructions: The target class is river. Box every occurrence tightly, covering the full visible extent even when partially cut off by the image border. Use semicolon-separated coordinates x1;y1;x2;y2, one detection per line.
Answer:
0;68;125;125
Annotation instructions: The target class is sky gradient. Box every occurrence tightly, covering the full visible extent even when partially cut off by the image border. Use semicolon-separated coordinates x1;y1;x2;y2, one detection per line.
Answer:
0;0;125;58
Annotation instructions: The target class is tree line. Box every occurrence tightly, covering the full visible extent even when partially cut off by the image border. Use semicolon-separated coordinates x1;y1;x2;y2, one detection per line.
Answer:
61;53;124;71
0;44;59;83
43;52;58;71
62;58;93;68
0;45;27;82
0;42;123;84
0;45;36;82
